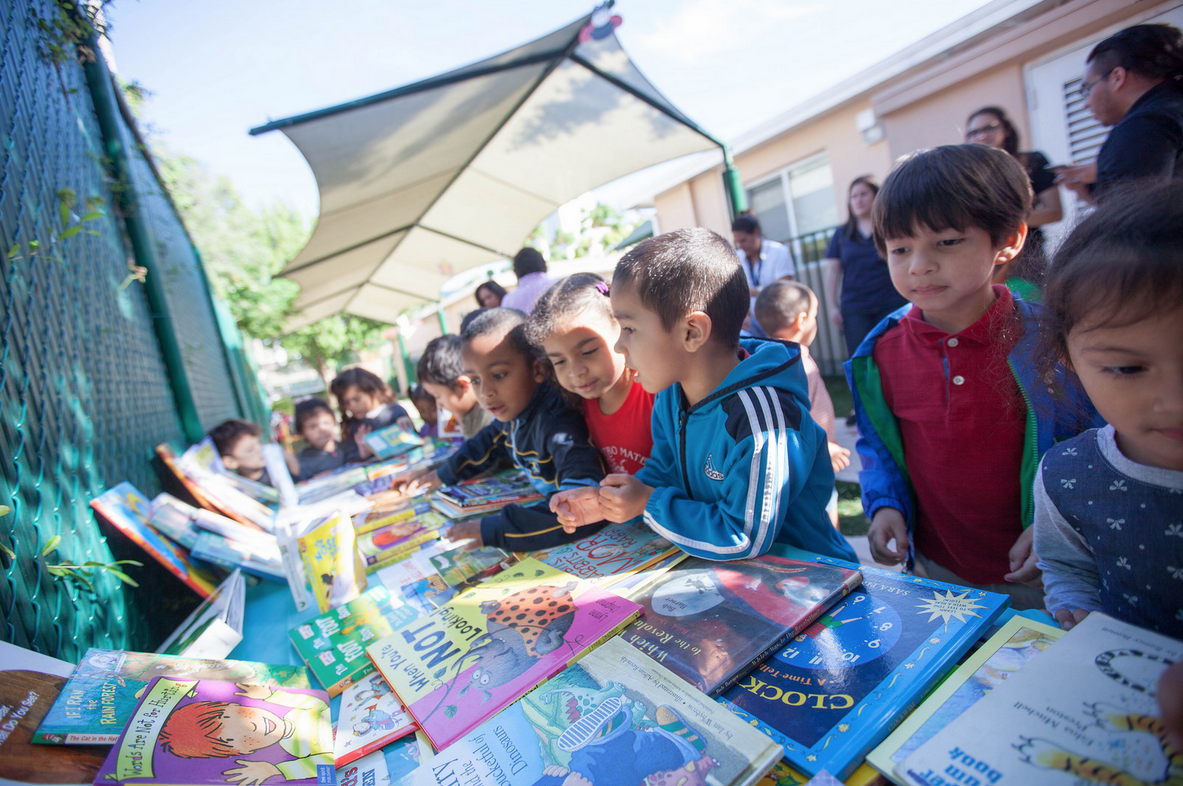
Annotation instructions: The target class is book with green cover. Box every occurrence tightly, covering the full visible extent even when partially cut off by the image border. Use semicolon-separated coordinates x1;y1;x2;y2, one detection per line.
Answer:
428;542;508;587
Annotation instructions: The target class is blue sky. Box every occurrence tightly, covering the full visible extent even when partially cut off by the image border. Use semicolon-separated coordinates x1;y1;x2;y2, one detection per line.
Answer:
106;0;993;220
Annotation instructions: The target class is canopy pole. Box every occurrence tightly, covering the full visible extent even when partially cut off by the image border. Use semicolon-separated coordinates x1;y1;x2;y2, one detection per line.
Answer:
722;145;747;220
436;306;448;336
397;331;416;385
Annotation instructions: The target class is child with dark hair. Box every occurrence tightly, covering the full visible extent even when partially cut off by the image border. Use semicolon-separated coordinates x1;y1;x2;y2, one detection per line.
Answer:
475;279;507;309
1033;180;1183;638
502;247;554;314
417;334;494;438
408;384;439;438
396;308;607;551
554;228;855;562
292;397;345;479
849;144;1099;608
209;419;271;485
329;367;413;462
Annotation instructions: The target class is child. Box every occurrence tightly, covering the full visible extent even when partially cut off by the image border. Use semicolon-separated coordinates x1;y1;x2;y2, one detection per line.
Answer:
292;397;345;479
527;273;655;476
398;308;607;551
417;335;494;438
209;419;274;485
553;229;856;563
755;281;851;528
409;384;439;438
1033;181;1183;638
848;144;1099;608
330;367;414;462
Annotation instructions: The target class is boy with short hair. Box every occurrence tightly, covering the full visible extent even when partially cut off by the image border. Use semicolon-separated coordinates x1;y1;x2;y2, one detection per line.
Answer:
553;228;856;562
292;398;344;479
417;335;494;438
400;308;606;550
848;144;1099;608
209;419;271;485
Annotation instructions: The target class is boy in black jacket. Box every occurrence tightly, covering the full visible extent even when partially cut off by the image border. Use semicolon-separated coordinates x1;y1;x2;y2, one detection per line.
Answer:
398;308;606;550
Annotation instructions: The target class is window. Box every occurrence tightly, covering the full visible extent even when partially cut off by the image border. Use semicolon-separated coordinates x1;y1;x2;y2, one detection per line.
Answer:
744;154;839;242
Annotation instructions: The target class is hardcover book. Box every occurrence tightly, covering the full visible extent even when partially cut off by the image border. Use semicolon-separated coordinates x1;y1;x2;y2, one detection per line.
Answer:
333;671;415;766
288;585;419;696
352;499;434;536
363;423;424;460
146;493;203;550
719;552;1008;780
623;554;862;696
430;471;543;518
155;569;245;659
336;733;431;786
297;510;367;612
398;636;782;786
522;521;683;588
156;443;275;533
355;510;448;572
93;678;332;786
34;648;309;746
191;531;285;582
366;558;642;750
427;542;508;587
898;613;1183;786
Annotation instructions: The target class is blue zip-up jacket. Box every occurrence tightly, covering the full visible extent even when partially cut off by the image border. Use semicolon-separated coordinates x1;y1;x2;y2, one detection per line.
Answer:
844;299;1101;569
636;338;857;563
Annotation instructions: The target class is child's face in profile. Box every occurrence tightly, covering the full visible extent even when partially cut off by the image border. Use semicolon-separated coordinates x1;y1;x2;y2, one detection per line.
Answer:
542;308;626;401
412;395;438;426
461;329;545;422
611;283;684;395
224;434;265;474
340;385;379;419
215;703;285;754
299;410;338;451
422;379;477;419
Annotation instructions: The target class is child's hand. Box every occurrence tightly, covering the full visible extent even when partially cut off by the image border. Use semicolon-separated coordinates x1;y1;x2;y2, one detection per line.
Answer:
867;507;908;565
354;424;374;459
1053;608;1090;631
445;519;482;546
550;487;606;533
397;415;416;432
828;441;851;472
598;475;653;523
392;469;440;496
1004;527;1042;587
233;683;270;700
223;760;281;786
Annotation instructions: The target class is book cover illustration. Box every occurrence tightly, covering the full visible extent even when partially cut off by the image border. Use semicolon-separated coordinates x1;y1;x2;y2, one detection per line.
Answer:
402;578;458;615
297;510;368;612
430;471;543;517
192;531;285;582
400;636;782;786
353;499;434;536
337;733;430;786
366;558;642;750
288;585;419;696
523;521;682;587
158;443;276;533
93;678;332;786
601;548;690;599
623;555;862;696
899;613;1183;786
147;493;203;550
333;671;415;766
355;511;448;572
154;569;245;659
719;556;1008;780
428;543;508;587
363;424;424;459
866;615;1063;779
34;649;309;746
754;760;882;786
90;482;219;598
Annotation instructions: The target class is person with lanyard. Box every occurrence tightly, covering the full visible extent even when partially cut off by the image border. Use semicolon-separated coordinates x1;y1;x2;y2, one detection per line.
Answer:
731;214;795;336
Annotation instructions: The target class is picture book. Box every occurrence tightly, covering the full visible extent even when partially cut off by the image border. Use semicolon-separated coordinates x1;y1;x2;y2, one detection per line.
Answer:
356;510;448;572
177;436;225;475
366;558;642;750
398;636;782;786
146;493;203;550
297;510;367;612
719;552;1008;780
353;499;434;536
191;531;286;582
93;678;332;786
898;613;1183;786
430;471;543;518
755;760;882;786
90;482;219;598
623;555;862;696
0;641;108;783
363;423;424;459
336;733;432;786
156;443;276;532
262;442;298;508
428;543;508;587
155;569;245;659
34;647;310;746
603;548;689;599
402;578;458;614
288;585;419;696
333;671;415;766
866;615;1063;780
220;464;282;506
296;465;370;505
522;521;683;588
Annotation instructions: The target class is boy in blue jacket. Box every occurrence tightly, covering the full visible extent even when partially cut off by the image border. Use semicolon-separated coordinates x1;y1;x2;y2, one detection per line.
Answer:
846;145;1099;608
552;228;856;562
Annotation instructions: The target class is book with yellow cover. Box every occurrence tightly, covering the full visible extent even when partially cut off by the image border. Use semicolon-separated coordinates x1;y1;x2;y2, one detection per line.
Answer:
297;510;367;612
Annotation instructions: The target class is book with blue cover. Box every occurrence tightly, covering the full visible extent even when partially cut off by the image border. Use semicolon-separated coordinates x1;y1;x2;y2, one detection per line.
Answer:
718;549;1008;780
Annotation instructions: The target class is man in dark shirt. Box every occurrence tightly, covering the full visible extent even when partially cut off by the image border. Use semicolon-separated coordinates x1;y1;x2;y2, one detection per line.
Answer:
1057;23;1183;202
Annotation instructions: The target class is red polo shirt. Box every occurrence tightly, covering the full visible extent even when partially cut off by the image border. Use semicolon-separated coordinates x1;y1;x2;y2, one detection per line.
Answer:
873;286;1027;584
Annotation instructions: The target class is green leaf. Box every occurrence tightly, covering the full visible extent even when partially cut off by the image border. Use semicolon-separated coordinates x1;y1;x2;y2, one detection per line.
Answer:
46;566;68;577
80;211;105;222
28;240;40;250
0;543;15;559
86;230;101;236
106;569;138;587
40;535;61;556
60;200;70;227
0;505;10;517
6;244;19;258
59;225;83;240
113;559;144;567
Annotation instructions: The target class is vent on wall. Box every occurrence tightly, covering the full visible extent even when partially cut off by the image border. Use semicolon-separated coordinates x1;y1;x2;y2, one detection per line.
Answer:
1063;77;1109;164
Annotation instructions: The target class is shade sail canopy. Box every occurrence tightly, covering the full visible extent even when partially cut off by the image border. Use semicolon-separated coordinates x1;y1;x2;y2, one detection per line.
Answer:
251;11;721;330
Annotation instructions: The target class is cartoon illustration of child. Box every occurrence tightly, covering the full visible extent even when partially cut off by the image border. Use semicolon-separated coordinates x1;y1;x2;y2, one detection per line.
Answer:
157;683;331;785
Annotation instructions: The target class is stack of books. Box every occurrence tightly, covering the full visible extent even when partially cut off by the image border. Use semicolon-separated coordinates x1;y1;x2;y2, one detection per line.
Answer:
429;470;543;518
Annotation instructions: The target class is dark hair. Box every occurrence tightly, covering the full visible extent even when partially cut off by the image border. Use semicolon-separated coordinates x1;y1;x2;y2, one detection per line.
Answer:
330;367;393;407
1087;23;1183;81
613;228;750;349
474;279;508;308
293;397;335;435
966;106;1019;157
871;145;1032;257
409;384;434;404
208;419;262;458
754;281;816;336
460;306;534;361
1037;180;1183;375
526;273;615;346
417;335;467;388
842;175;880;240
731;214;761;235
512;247;547;279
460;309;486;334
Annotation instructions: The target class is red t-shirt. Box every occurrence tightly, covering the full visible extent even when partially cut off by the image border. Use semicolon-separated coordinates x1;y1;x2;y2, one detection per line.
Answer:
583;378;655;476
872;285;1027;584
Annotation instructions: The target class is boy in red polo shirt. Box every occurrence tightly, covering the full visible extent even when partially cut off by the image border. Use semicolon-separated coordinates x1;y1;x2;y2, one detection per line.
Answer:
845;145;1099;608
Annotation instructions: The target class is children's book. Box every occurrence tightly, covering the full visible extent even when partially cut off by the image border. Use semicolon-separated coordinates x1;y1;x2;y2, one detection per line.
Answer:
898;613;1183;786
288;585;419;696
363;423;424;460
623;555;863;697
866;615;1063;781
333;671;415;766
336;733;432;786
755;760;882;786
146;493;203;550
521;520;684;588
296;465;371;505
427;543;508;587
719;551;1008;780
0;641;108;783
191;531;286;582
156;443;276;532
176;436;226;475
33;647;309;746
430;471;543;518
398;635;782;786
155;569;246;659
355;511;448;572
353;499;434;535
262;442;298;508
297;510;367;612
93;678;332;786
220;463;282;506
367;558;642;750
90;482;220;598
603;548;690;599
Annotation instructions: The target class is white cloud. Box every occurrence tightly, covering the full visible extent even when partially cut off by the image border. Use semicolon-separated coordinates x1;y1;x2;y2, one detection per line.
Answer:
634;0;816;64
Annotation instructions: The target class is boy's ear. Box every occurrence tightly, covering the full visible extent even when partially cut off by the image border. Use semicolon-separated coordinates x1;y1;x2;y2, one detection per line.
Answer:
993;223;1029;266
682;311;713;352
453;376;472;394
222;455;240;471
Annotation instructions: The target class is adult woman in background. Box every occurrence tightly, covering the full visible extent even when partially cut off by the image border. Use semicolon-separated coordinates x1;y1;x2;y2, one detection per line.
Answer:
474;280;507;309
